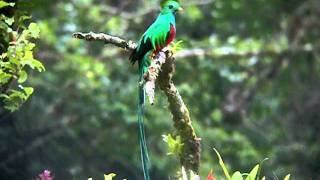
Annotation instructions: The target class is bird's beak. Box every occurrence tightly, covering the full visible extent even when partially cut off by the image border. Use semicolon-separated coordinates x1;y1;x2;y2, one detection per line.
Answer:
177;7;184;12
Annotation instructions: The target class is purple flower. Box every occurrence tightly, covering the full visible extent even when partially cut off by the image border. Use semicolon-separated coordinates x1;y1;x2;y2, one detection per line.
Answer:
37;170;53;180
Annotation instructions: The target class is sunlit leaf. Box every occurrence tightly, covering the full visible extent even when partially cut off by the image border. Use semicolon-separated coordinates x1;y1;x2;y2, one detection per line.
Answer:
256;158;269;180
231;171;243;180
213;148;231;180
170;40;183;54
181;166;188;180
0;72;12;84
189;170;199;180
18;70;28;83
245;164;259;180
104;173;116;180
28;22;40;38
162;134;184;156
283;174;290;180
5;17;14;26
23;87;34;97
0;1;14;8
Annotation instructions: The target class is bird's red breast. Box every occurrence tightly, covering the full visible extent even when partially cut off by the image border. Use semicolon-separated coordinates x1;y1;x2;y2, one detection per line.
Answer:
153;24;176;55
166;24;176;46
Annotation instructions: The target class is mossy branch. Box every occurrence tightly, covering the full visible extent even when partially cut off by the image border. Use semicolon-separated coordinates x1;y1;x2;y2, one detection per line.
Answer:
73;32;201;173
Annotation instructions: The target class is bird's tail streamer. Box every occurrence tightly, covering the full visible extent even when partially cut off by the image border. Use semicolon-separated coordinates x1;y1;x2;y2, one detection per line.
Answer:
138;53;151;180
138;86;151;180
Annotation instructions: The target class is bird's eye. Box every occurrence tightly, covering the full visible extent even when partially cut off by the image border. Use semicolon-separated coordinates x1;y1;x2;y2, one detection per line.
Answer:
168;5;173;9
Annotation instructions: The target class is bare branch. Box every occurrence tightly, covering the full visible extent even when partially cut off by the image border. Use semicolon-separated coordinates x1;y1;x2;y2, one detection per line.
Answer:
73;32;136;50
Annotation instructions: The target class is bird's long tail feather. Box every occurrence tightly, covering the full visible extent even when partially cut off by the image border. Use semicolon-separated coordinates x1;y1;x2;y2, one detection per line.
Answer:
138;52;151;180
138;86;150;180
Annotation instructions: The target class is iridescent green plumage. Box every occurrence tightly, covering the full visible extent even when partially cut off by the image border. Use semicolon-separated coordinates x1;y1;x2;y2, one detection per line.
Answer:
129;1;182;180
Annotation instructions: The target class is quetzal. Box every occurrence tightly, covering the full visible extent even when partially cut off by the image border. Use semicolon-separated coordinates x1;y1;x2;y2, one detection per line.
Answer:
129;0;183;180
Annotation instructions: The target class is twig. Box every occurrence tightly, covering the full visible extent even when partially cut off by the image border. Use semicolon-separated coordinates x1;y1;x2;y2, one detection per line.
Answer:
72;32;136;50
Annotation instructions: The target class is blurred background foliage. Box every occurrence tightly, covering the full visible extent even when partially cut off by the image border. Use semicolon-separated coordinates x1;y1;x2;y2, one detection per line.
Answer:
0;0;320;179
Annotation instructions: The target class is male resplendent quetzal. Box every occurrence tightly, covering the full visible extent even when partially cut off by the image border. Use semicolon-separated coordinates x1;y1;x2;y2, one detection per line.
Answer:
129;0;182;179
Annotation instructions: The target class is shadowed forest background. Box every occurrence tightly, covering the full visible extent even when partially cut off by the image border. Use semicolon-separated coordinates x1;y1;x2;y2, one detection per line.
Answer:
1;0;320;179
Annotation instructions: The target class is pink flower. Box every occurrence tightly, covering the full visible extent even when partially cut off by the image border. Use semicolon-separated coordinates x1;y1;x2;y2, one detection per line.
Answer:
37;170;53;180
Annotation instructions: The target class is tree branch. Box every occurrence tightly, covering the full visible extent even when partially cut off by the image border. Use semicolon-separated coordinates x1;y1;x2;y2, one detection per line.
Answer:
73;33;315;61
73;32;136;50
157;52;201;173
73;32;201;174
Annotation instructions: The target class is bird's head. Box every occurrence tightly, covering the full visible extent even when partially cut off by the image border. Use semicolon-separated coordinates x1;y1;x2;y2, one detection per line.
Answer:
160;0;183;14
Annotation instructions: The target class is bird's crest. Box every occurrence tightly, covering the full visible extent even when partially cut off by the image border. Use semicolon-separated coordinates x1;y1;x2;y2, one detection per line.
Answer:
160;0;180;8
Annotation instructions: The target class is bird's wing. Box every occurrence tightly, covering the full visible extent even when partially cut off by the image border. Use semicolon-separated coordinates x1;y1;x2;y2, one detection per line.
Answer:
143;17;171;49
129;16;171;64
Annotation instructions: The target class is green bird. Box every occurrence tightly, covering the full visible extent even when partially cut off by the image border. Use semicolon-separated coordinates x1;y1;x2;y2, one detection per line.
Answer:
129;0;182;179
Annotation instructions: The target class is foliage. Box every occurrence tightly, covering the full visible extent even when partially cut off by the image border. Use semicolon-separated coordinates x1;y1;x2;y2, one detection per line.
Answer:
162;134;184;156
179;166;199;180
88;173;117;180
0;1;44;111
176;148;291;180
170;40;184;53
208;148;290;180
0;1;14;8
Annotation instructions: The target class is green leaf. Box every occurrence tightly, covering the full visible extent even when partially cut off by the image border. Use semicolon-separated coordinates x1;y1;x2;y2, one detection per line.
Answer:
213;148;231;180
245;164;259;180
162;134;184;156
25;43;36;51
104;173;116;180
189;170;199;180
0;1;14;8
0;53;7;59
21;54;45;72
231;171;243;180
18;15;31;25
23;87;34;97
181;166;188;180
2;89;26;112
0;72;12;84
283;174;290;180
5;17;14;26
28;23;40;38
18;70;28;83
179;166;199;180
170;40;184;53
256;158;269;180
